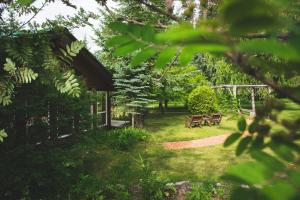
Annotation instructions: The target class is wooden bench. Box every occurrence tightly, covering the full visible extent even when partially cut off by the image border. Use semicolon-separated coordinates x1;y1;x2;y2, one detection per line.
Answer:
210;113;222;125
203;114;212;126
185;115;203;128
185;113;222;128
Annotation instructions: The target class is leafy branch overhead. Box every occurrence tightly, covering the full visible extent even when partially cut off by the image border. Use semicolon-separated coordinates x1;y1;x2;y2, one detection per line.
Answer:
59;40;85;65
107;0;300;104
106;0;300;200
0;38;84;107
0;129;8;143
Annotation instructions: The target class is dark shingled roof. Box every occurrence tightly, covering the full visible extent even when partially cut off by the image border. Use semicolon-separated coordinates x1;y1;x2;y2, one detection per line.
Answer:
51;29;114;91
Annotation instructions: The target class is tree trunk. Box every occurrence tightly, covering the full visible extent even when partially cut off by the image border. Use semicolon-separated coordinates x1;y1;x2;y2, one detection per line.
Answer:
159;100;164;114
164;99;169;112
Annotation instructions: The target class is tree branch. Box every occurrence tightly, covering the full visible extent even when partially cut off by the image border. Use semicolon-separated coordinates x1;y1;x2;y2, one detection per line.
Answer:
8;1;47;36
227;53;300;104
138;0;181;22
117;17;168;29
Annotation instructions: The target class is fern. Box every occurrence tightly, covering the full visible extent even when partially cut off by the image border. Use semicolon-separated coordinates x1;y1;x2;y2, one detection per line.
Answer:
0;129;8;142
1;58;37;105
59;41;84;64
3;58;17;75
15;67;38;84
54;71;81;97
0;80;14;106
6;42;33;66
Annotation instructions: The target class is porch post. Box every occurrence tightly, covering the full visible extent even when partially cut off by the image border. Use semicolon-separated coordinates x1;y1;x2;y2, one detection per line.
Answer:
106;91;112;128
251;87;256;117
92;101;97;129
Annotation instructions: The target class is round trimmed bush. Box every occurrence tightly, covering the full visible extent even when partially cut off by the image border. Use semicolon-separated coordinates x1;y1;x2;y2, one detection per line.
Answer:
188;86;218;114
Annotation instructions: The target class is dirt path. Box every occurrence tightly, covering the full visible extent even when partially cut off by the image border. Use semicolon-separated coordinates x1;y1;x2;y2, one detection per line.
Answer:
163;134;229;150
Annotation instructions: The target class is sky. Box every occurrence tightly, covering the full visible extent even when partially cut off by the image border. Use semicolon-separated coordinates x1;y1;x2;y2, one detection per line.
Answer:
20;0;118;52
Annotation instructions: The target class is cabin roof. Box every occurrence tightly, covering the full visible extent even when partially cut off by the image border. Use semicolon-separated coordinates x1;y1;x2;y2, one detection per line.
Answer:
51;29;114;91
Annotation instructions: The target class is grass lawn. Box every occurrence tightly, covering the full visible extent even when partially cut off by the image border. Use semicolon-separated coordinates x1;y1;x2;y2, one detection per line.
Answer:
144;112;238;142
142;98;300;182
28;99;296;198
141;112;250;183
143;143;250;182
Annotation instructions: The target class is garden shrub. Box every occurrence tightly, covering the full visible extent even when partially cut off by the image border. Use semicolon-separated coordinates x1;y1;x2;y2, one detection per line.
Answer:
104;184;130;200
186;181;225;200
139;167;169;200
188;86;218;114
103;128;149;150
137;156;173;200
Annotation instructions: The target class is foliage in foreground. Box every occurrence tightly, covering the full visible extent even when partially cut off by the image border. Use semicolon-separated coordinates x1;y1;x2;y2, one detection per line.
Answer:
224;99;300;200
106;0;300;199
188;86;218;114
0;128;151;200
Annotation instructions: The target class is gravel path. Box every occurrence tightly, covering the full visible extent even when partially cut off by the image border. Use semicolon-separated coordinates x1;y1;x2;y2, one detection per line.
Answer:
163;134;229;150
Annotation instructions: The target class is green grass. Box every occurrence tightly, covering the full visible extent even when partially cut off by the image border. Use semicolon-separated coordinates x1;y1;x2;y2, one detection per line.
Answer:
140;112;250;182
143;143;250;182
144;112;238;142
44;99;298;198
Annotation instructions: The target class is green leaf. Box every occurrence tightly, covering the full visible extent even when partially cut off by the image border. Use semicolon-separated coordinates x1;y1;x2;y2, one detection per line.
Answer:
236;136;252;156
238;39;300;61
248;121;257;134
179;46;195;66
224;133;242;147
156;23;199;42
108;22;129;34
130;48;158;66
237;117;247;132
156;23;222;44
230;187;266;200
155;47;177;68
250;136;264;150
262;181;295;200
114;41;145;56
269;142;295;162
179;44;229;66
250;151;285;172
0;129;8;142
128;24;143;38
226;162;269;185
141;25;155;42
106;36;132;47
4;58;16;74
221;0;279;34
17;0;34;5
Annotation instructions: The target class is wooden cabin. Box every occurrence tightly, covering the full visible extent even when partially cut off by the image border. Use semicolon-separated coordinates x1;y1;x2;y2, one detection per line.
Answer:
52;29;114;128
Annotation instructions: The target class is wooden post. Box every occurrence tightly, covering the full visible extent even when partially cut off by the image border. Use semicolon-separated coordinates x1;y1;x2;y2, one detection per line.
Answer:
106;91;111;128
233;85;237;99
93;102;97;129
132;113;135;128
251;87;256;117
90;104;93;129
102;93;106;125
